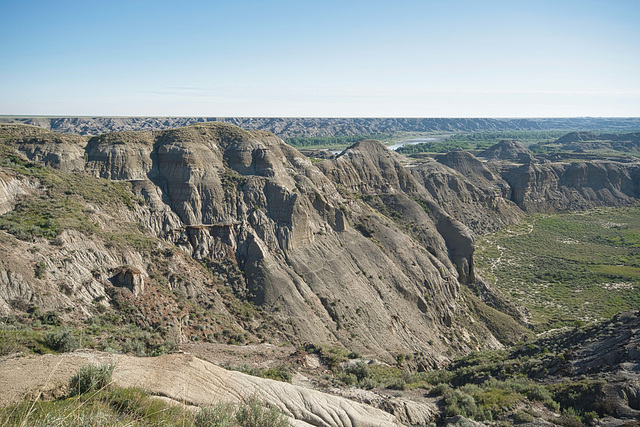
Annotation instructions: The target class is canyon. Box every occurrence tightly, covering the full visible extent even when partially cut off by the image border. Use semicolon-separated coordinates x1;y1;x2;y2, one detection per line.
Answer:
1;121;639;425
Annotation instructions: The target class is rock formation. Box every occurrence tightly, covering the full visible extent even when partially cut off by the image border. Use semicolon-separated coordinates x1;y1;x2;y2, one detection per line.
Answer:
0;123;520;366
478;139;536;163
1;123;639;365
0;351;402;426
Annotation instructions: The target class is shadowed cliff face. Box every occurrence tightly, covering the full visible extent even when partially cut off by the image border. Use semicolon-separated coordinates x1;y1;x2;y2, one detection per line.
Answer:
501;161;640;212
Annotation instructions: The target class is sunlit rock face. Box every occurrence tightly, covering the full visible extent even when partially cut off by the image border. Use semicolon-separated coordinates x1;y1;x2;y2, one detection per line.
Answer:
4;122;638;363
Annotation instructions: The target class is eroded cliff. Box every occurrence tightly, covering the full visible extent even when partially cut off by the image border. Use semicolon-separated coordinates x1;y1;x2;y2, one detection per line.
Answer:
3;122;638;365
0;123;527;365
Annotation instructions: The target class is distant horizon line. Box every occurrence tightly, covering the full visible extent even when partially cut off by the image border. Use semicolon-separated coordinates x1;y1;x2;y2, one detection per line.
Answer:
2;115;640;119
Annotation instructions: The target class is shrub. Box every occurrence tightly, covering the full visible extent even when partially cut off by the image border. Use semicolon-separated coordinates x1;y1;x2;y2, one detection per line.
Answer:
34;261;47;279
122;337;147;356
236;399;289;427
195;403;237;427
68;363;115;396
227;365;292;383
513;410;535;423
262;366;293;383
40;311;61;326
344;361;371;381
196;399;288;427
337;372;357;386
44;329;79;352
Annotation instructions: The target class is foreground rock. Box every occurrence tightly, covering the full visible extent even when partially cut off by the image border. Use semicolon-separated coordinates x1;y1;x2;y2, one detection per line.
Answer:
0;351;399;427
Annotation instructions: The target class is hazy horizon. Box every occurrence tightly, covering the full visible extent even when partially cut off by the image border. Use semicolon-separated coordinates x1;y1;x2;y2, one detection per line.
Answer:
2;0;639;117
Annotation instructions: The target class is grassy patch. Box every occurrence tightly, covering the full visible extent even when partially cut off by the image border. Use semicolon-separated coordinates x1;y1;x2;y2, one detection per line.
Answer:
0;385;287;427
1;363;288;426
475;206;640;330
0;147;142;241
225;364;293;383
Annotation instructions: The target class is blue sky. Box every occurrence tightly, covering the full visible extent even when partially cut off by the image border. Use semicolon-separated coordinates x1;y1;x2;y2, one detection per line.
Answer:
1;0;639;117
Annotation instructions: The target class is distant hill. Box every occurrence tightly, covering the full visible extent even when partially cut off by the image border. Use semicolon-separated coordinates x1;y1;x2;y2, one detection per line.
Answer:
478;140;535;162
2;116;640;137
546;131;640;152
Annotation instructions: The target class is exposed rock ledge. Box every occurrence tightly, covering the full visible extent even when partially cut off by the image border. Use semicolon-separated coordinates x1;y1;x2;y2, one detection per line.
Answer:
0;351;399;427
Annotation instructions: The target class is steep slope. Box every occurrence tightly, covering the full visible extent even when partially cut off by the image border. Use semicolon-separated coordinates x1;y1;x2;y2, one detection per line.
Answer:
4;126;640;364
502;160;640;212
410;152;521;233
2;123;521;366
427;142;640;217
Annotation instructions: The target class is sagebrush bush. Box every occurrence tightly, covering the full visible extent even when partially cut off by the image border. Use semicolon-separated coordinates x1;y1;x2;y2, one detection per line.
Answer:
195;403;237;427
236;399;289;427
196;399;288;427
44;329;79;352
68;363;115;396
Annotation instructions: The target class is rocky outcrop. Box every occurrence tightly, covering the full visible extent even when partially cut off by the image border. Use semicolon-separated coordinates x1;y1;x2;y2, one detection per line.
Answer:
423;144;640;219
0;124;87;172
514;311;640;422
502;160;640;212
112;267;145;297
409;155;521;233
0;171;34;215
1;123;512;363
2;123;639;363
0;351;400;426
479;140;535;163
546;131;640;152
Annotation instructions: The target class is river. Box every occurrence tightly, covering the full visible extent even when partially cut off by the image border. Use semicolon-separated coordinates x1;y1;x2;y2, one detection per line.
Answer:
386;137;438;151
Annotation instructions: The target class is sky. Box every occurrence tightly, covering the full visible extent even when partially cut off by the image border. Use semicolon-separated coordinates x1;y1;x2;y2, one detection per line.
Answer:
1;0;639;117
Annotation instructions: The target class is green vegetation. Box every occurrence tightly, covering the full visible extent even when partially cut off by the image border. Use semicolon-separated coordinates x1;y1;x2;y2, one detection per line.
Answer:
305;344;361;371
0;308;177;357
0;364;287;427
225;364;293;383
196;399;288;427
396;130;567;154
396;139;480;154
445;130;568;147
475;205;640;330
0;146;140;241
316;341;605;424
68;363;115;396
44;329;80;353
336;361;430;390
424;347;607;424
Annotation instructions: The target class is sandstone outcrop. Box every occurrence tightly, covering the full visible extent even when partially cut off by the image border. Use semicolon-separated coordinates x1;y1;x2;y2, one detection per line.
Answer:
501;160;640;212
0;351;400;426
